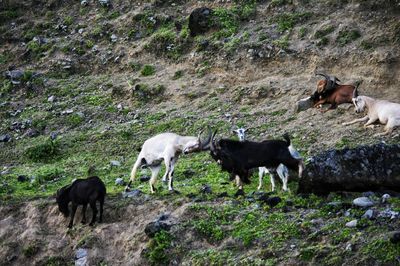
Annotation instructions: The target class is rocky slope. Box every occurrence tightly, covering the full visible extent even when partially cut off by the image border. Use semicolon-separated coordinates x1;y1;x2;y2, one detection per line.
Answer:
1;0;400;265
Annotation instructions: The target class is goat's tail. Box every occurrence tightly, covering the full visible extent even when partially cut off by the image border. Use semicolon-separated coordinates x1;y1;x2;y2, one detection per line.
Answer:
282;133;291;146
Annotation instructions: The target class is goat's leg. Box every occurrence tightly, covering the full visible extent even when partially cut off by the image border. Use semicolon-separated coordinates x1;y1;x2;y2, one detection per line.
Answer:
68;203;78;228
89;201;98;226
149;165;161;194
99;197;104;223
126;156;142;191
235;175;243;190
363;117;378;128
277;165;289;191
167;157;177;191
342;115;369;126
269;172;276;192
321;103;337;113
258;167;266;190
81;204;87;224
162;156;171;183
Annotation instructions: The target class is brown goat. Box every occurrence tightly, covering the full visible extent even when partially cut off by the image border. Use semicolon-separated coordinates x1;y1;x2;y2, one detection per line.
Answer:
311;73;361;112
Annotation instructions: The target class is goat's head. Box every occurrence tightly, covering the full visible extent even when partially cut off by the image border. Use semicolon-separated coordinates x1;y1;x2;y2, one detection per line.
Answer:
351;86;365;113
315;72;341;93
209;130;222;163
232;127;248;141
56;186;70;217
183;127;212;154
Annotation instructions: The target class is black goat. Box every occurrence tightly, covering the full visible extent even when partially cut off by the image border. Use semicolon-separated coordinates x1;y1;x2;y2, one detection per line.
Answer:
56;176;106;228
210;132;303;192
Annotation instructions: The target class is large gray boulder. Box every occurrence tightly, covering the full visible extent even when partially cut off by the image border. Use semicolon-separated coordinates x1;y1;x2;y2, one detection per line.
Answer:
298;143;400;195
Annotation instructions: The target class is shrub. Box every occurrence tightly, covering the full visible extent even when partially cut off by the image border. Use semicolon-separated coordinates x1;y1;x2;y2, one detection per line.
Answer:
314;25;335;39
272;12;312;32
26;140;59;162
145;231;173;265
336;29;361;46
141;65;156;76
132;83;166;103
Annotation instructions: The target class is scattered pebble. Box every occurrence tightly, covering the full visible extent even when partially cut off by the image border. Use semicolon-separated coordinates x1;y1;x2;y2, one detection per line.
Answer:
353;197;374;208
115;178;125;186
110;160;121;167
345;220;357;228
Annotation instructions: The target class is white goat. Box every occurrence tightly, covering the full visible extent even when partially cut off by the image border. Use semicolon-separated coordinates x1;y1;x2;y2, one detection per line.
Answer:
342;90;400;136
232;127;291;191
126;130;211;193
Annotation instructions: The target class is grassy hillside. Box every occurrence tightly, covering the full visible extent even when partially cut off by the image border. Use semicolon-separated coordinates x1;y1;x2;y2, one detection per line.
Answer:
1;0;400;265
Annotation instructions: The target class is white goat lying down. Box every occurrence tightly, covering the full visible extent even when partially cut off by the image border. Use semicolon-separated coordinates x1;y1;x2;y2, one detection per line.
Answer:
342;89;400;136
126;129;212;193
233;127;298;191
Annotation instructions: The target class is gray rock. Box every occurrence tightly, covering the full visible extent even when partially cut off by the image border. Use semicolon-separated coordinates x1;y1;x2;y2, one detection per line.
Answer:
345;219;357;227
25;128;40;138
99;0;110;6
122;189;142;198
115;178;124;186
75;248;87;259
390;231;400;244
362;209;375;219
75;257;87;266
5;70;24;84
110;160;121;167
110;34;117;42
61;109;74;115
295;97;313;112
81;0;88;6
353;197;374;208
200;184;212;194
48;95;55;102
50;132;58;140
0;134;11;142
381;193;391;203
145;220;171;238
378;208;399;219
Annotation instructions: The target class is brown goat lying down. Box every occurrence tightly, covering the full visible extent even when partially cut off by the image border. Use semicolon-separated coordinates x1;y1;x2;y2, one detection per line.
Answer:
56;176;106;228
311;73;361;112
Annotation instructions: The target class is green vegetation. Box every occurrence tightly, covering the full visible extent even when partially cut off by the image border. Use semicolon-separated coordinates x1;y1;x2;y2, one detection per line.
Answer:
0;10;20;24
23;242;39;257
172;70;183;80
336;29;361;46
26;139;60;163
315;25;335;39
141;65;156;76
132;83;165;103
273;35;289;49
145;231;173;265
272;12;312;32
361;238;400;262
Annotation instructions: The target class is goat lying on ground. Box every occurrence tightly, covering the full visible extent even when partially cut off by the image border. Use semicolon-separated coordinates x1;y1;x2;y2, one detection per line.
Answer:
210;131;304;193
126;129;212;193
342;88;400;136
232;127;290;191
56;176;106;228
311;72;361;112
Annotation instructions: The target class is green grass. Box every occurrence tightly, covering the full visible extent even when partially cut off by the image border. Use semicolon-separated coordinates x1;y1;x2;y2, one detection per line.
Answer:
145;231;173;265
141;65;156;76
336;29;361;46
314;25;335;39
272;12;312;32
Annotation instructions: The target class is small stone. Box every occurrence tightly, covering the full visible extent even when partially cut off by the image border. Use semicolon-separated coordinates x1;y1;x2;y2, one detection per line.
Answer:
345;219;357;227
61;109;74;115
117;103;123;110
17;175;28;182
110;160;121;167
122;189;142;198
353;197;374;208
81;0;88;6
390;231;400;244
381;194;391;203
48;95;55;102
50;132;58;140
0;134;12;142
295;97;313;112
144;221;171;238
139;176;150;182
110;34;117;42
200;184;212;194
345;243;352;251
362;209;374;219
78;28;84;34
115;178;125;186
290;244;296;249
98;0;110;6
75;248;87;259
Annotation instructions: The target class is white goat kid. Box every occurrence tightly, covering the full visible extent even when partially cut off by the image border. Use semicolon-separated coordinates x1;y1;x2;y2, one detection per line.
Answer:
342;90;400;136
232;127;291;191
126;130;211;193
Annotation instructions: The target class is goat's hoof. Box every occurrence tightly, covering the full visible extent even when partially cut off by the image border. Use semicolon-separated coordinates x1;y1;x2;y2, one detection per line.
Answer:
124;186;131;192
81;220;86;224
234;189;245;197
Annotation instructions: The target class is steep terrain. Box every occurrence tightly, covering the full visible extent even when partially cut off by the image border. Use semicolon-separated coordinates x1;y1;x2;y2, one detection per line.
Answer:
1;0;400;265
